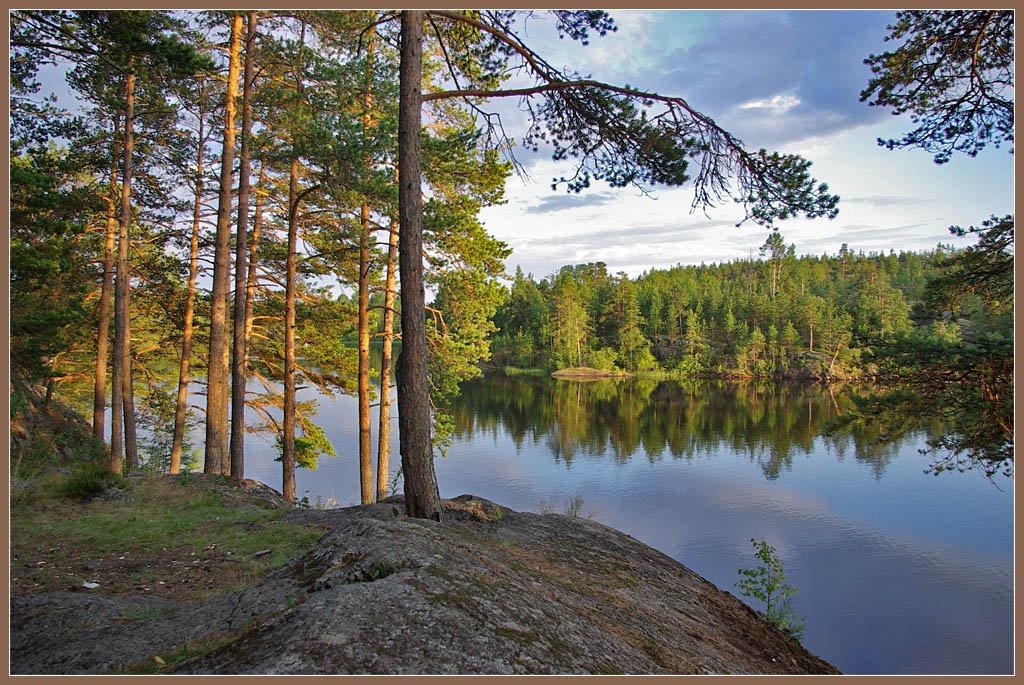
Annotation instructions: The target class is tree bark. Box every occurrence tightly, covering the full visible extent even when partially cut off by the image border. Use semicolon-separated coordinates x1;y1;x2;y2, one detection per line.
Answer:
283;156;299;504
376;216;398;501
122;285;138;471
93;134;118;441
243;158;266;347
397;10;443;520
109;65;136;475
229;11;258;482
358;201;373;504
170;82;206;475
357;28;376;505
205;13;243;475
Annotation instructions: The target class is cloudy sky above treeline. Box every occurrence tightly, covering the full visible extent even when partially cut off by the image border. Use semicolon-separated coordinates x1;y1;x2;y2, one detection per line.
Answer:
476;10;1014;279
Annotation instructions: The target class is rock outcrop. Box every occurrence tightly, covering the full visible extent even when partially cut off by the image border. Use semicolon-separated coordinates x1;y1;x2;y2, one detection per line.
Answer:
11;495;839;675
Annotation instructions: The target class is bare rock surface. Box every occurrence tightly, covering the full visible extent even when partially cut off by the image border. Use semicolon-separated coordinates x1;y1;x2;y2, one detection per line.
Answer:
11;495;839;675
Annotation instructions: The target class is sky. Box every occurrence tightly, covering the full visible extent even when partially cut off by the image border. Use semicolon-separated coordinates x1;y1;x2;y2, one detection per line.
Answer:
473;10;1015;280
25;10;1014;284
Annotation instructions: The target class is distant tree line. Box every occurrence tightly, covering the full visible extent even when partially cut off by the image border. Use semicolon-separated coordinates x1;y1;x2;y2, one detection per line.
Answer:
491;239;956;381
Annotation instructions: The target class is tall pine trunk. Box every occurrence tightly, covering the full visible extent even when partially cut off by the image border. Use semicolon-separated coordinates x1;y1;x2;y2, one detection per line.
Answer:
397;11;443;520
122;284;138;471
229;11;258;482
282;156;299;504
357;29;376;505
170;84;206;475
243;159;266;347
376;216;398;501
358;202;373;503
205;14;243;475
109;66;136;475
93;136;118;441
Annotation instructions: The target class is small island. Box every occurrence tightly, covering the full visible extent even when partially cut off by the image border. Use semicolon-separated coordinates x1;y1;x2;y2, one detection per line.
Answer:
551;367;635;380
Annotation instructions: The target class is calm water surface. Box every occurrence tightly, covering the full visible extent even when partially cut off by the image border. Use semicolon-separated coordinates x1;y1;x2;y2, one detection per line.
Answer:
241;375;1013;675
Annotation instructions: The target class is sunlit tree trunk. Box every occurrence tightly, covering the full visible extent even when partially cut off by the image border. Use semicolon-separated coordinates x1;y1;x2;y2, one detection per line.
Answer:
230;11;258;482
110;65;136;475
397;10;443;520
283;156;299;504
93;133;118;441
243;158;266;347
376;216;398;501
170;84;206;475
205;13;243;475
357;28;376;505
358;201;373;503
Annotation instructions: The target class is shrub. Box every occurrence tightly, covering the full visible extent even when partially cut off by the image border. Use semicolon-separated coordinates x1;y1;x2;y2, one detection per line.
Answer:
585;347;620;372
736;538;806;640
59;460;131;499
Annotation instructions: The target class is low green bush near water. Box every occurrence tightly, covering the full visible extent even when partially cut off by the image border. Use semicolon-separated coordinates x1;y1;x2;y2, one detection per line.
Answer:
736;538;806;641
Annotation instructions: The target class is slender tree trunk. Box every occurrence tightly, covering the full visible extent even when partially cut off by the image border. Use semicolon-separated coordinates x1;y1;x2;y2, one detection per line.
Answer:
230;11;258;482
282;17;310;505
120;78;139;472
358;202;373;503
357;28;376;505
110;66;136;475
283;156;299;504
244;159;266;346
575;314;582;366
110;284;123;473
397;11;443;520
93;139;118;440
205;14;243;475
170;85;206;475
376;216;398;501
122;286;138;471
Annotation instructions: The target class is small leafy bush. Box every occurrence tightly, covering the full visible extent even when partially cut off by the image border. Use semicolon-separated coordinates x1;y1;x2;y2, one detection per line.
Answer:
736;538;806;640
585;347;621;372
60;460;130;499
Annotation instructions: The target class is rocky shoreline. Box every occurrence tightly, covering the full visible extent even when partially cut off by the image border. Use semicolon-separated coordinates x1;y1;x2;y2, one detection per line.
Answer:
11;493;839;675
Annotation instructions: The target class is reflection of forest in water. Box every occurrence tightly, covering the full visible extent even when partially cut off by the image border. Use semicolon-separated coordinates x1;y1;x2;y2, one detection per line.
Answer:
451;375;944;480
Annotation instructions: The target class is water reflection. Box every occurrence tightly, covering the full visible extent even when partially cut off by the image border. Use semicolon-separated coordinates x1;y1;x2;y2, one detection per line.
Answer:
453;376;906;480
245;373;1011;675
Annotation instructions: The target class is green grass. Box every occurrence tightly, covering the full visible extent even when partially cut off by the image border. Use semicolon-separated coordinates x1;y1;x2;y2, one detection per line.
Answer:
10;472;325;599
117;626;252;674
500;366;548;377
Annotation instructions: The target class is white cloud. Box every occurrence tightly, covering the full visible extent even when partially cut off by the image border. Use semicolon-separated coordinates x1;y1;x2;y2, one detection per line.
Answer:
737;93;801;114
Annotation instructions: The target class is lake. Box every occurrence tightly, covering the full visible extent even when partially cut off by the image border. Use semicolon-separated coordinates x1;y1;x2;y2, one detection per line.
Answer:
239;374;1013;675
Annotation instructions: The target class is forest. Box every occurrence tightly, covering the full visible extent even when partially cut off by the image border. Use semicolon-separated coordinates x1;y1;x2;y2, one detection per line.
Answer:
493;242;950;379
9;9;1014;520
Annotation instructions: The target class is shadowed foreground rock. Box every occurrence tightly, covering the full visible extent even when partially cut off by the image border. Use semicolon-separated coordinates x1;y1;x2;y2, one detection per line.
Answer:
11;495;839;675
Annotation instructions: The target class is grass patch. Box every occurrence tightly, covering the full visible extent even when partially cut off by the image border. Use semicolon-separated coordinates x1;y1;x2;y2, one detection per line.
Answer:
10;473;324;600
116;603;177;623
117;626;250;674
537;491;599;520
494;626;539;644
500;366;547;377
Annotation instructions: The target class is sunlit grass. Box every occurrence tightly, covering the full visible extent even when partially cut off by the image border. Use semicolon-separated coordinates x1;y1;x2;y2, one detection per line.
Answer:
10;471;325;599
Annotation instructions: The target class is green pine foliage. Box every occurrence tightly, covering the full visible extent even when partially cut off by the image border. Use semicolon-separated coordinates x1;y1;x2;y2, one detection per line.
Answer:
491;241;945;380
